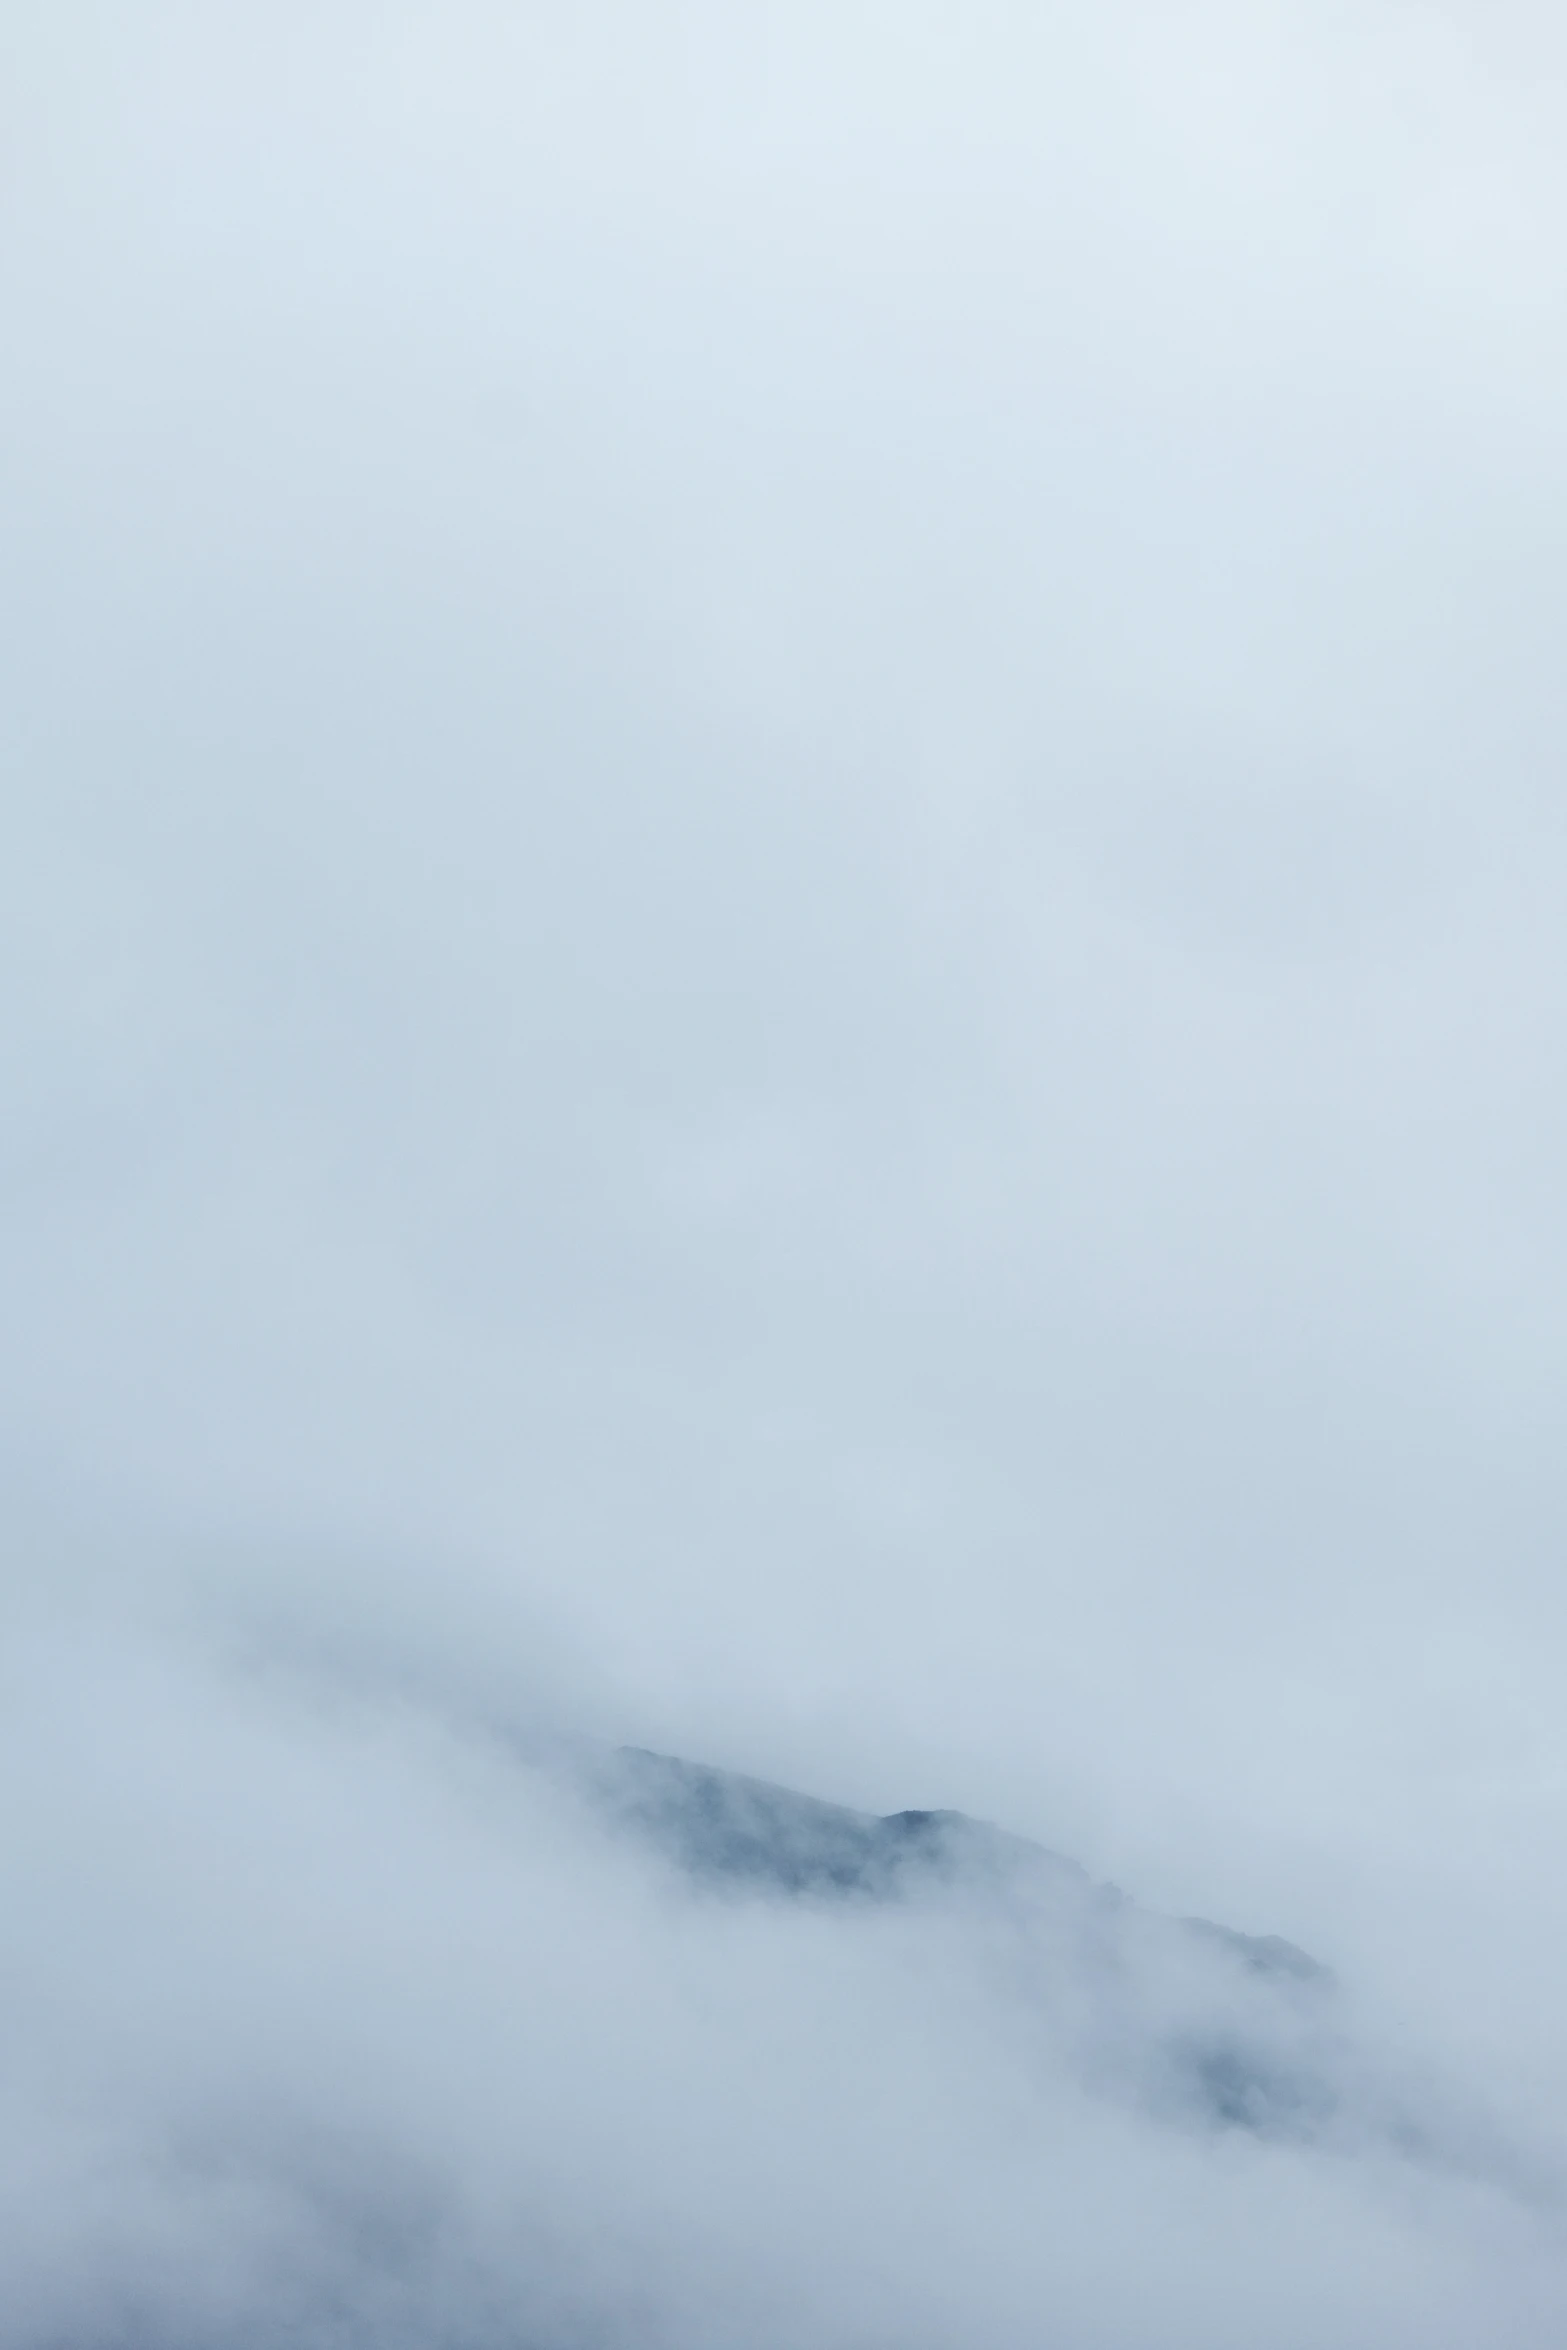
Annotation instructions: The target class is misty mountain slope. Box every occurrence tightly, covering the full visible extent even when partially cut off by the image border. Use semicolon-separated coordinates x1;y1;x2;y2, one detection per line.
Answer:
4;1616;1564;2350
602;1745;1325;1975
590;1747;1525;2167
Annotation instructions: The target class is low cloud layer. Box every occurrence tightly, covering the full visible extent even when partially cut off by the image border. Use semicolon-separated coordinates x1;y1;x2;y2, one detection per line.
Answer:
6;3;1567;2340
4;1584;1567;2350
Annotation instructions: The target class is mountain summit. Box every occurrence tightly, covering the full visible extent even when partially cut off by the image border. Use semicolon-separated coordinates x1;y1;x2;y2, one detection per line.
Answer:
594;1745;1337;2138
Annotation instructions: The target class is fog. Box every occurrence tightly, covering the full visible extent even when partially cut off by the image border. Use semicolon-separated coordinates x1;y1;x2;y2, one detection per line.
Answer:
6;3;1567;2341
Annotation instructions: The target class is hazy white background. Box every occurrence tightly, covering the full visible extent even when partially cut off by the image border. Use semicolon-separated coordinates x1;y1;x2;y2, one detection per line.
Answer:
5;5;1567;2340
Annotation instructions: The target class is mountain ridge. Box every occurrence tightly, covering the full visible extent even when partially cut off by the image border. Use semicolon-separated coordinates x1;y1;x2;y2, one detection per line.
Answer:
606;1742;1328;1982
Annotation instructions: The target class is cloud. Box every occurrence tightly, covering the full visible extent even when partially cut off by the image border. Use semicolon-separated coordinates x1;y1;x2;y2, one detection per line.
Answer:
5;2;1567;2338
2;1588;1565;2349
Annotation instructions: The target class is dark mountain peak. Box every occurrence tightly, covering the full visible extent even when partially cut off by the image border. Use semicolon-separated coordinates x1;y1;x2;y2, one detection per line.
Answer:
603;1744;1318;1975
582;1746;1539;2186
